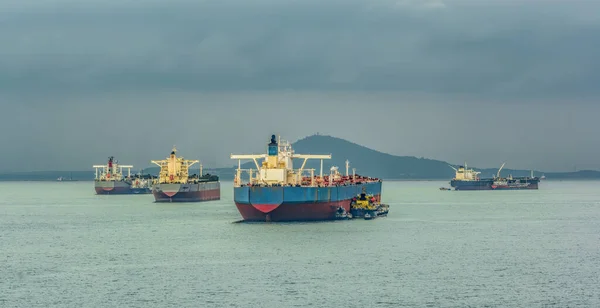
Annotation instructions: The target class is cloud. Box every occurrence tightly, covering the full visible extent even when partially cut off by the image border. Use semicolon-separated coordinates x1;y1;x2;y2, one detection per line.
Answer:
1;0;599;172
1;0;599;100
394;0;446;10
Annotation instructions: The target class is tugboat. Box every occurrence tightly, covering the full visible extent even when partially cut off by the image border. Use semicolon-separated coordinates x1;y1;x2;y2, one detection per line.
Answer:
334;206;350;220
349;187;388;219
376;203;389;217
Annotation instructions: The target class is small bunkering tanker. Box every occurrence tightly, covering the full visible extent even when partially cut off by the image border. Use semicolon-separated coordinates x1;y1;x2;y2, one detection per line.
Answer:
151;147;220;202
449;162;540;191
230;134;383;222
93;156;153;194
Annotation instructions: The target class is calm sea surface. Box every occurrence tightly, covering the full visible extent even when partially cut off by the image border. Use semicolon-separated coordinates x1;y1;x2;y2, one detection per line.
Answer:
1;180;599;307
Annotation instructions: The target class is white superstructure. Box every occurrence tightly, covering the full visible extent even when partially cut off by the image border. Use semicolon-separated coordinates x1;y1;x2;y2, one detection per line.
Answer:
93;156;133;181
231;135;332;187
449;162;480;181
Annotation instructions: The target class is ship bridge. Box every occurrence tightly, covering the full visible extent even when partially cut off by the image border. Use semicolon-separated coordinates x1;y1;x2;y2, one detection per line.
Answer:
449;162;480;181
231;135;332;186
93;156;133;181
151;147;199;184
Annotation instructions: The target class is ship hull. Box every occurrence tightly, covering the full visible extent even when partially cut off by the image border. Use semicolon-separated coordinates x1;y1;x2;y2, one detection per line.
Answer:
233;182;382;222
490;183;539;190
94;181;151;195
451;178;540;191
153;182;220;202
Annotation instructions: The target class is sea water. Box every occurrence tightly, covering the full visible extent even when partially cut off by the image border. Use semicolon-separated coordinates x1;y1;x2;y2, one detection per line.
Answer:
1;180;599;307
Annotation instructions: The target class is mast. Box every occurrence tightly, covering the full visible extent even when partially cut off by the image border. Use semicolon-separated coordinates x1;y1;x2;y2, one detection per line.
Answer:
320;159;323;178
345;160;349;176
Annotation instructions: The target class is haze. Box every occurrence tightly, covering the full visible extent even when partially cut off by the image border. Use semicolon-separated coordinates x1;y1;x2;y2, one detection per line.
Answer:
2;0;599;172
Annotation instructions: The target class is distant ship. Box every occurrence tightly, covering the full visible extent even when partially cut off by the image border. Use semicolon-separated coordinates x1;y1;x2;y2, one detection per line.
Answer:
93;156;153;194
230;134;382;222
449;162;540;190
57;172;76;181
151;147;220;202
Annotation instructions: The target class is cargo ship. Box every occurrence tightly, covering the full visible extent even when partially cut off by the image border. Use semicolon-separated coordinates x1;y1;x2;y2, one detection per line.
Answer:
151;147;220;202
230;134;382;222
449;162;540;190
93;156;153;194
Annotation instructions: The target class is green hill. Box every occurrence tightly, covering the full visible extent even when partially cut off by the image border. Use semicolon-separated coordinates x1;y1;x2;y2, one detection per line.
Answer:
289;134;454;179
238;134;599;179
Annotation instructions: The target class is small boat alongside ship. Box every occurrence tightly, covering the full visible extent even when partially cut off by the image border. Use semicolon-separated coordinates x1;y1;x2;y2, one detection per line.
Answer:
346;188;389;220
93;156;154;194
449;162;540;191
151;147;220;202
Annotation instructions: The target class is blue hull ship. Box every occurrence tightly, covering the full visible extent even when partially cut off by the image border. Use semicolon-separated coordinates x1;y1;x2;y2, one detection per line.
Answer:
231;135;383;222
449;162;540;191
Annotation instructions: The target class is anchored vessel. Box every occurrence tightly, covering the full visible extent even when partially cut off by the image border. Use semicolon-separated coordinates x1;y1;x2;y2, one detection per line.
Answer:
57;172;76;181
449;162;540;191
231;135;382;222
93;156;153;194
151;147;220;202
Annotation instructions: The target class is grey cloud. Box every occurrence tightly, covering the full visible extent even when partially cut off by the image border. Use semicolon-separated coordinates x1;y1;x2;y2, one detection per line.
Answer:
1;0;600;173
2;0;600;98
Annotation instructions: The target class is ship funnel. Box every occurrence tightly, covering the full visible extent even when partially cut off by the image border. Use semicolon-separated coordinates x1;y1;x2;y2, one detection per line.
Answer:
268;134;278;156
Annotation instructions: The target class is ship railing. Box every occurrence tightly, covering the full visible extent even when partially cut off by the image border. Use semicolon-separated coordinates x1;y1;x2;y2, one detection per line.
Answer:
233;168;258;187
233;168;381;187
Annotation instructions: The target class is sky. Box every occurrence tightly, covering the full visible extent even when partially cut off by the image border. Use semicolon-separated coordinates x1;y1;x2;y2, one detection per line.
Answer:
1;0;599;172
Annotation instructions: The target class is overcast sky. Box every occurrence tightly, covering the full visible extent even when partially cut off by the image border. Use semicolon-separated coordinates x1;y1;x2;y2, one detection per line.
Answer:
1;0;599;172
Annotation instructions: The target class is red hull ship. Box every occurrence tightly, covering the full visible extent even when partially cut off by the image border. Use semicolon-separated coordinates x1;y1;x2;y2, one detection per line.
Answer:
93;157;152;194
151;147;220;202
231;135;382;222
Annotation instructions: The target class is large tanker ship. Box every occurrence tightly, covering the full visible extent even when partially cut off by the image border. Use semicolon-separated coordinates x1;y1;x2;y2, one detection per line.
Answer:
151;147;220;202
231;135;382;222
93;156;153;194
450;162;540;190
